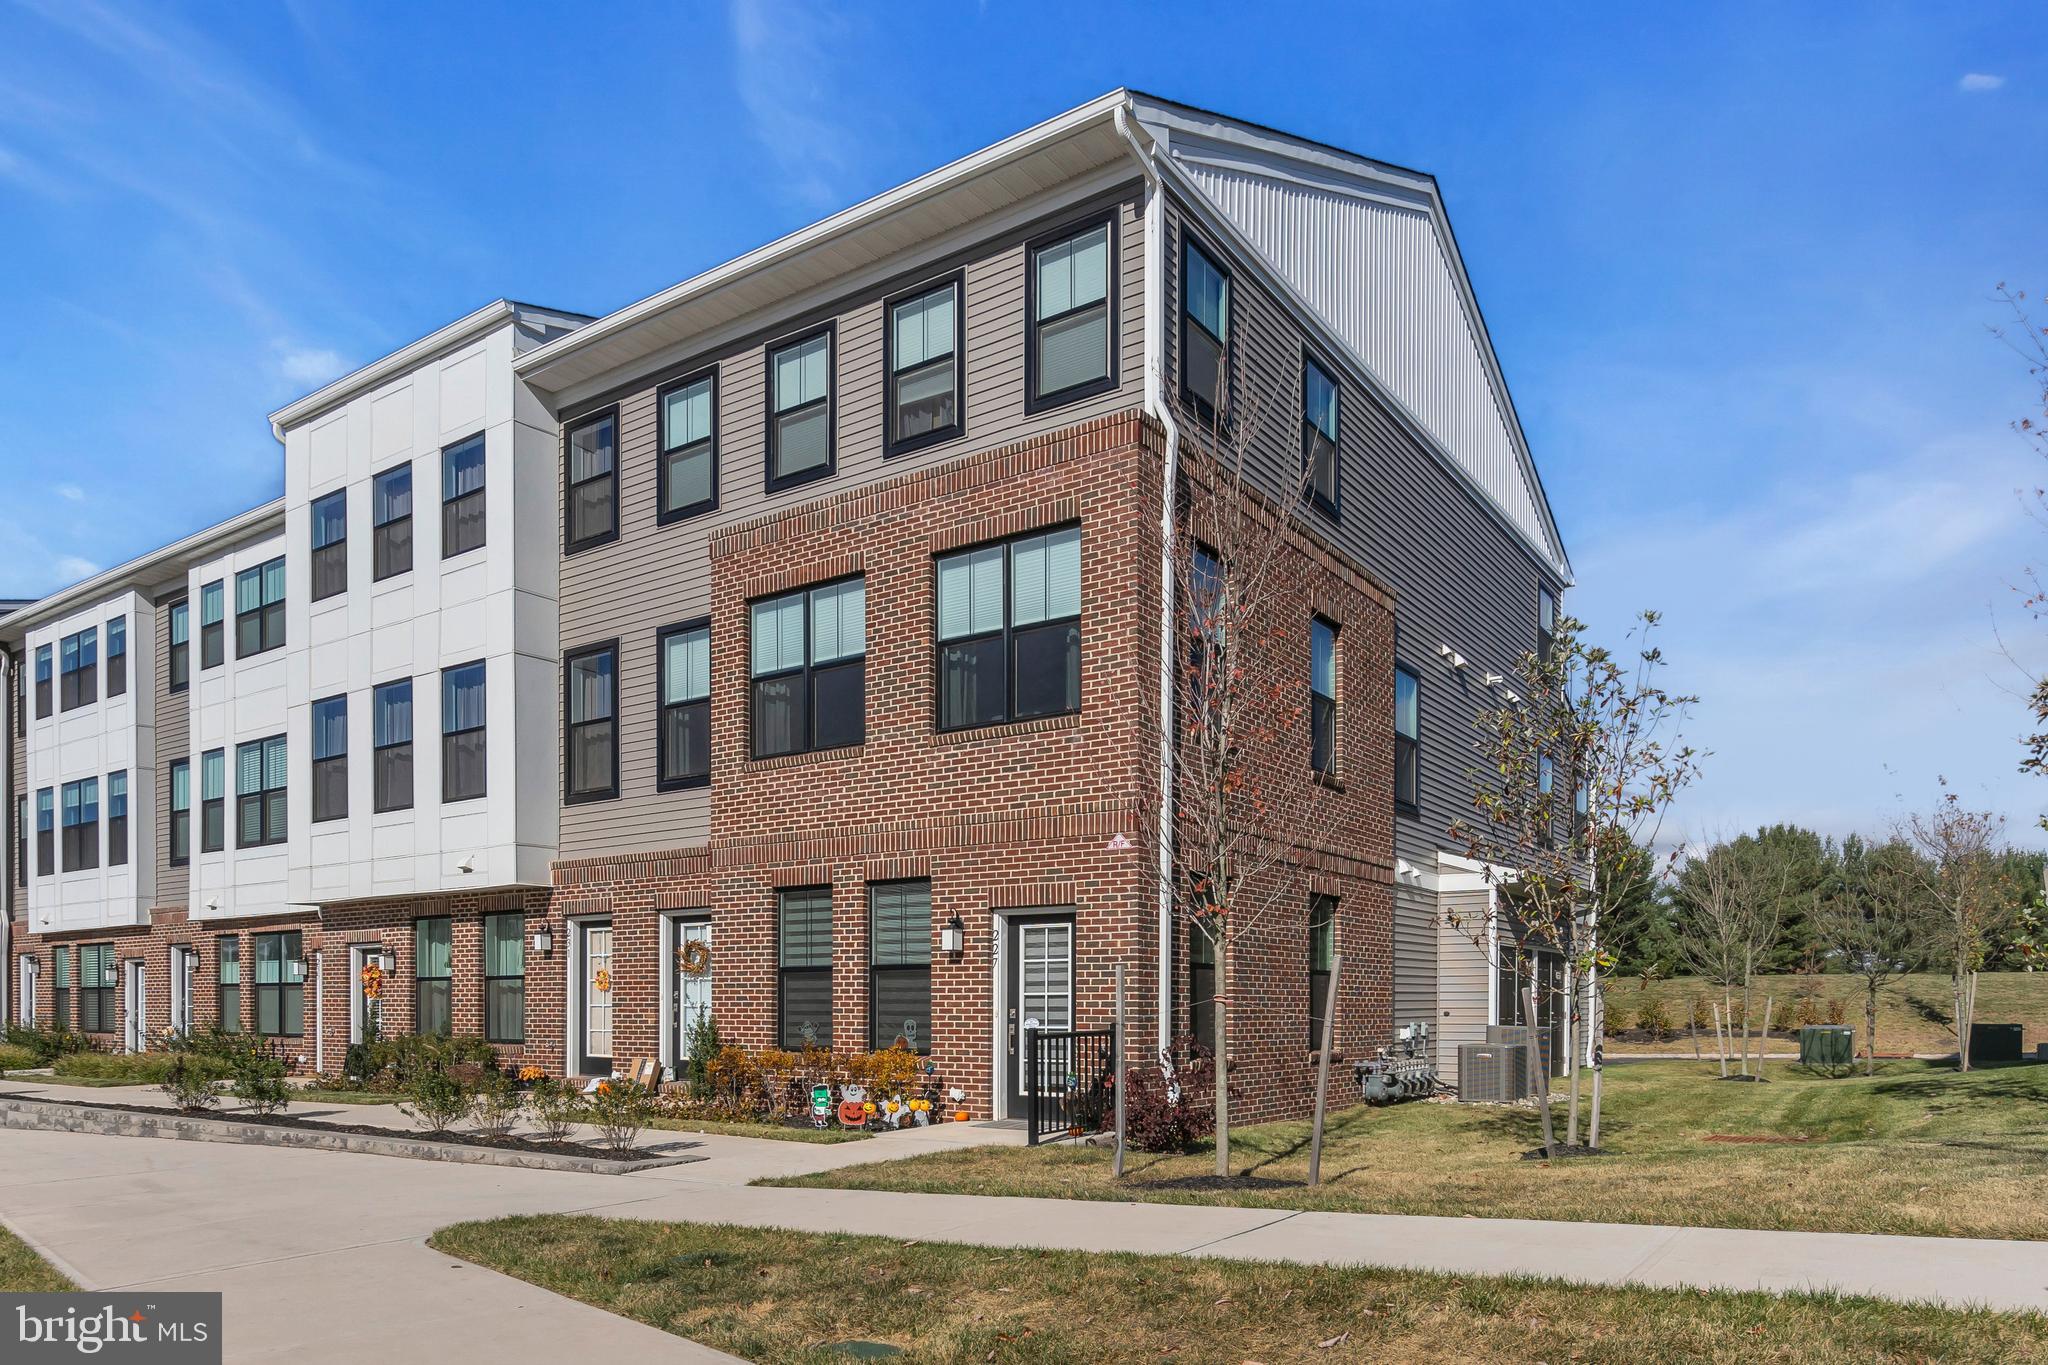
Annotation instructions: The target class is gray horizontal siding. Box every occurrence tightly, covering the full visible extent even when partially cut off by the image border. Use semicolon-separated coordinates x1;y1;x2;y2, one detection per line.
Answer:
153;597;188;909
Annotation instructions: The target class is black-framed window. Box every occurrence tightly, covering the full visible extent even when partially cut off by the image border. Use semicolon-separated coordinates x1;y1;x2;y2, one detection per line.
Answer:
564;409;619;552
235;558;286;657
79;944;114;1035
33;644;51;716
1538;754;1557;847
106;616;127;698
751;577;865;758
885;276;962;456
414;916;451;1036
1189;919;1216;1047
564;643;618;802
373;465;413;580
869;880;931;1054
936;525;1081;730
658;371;718;522
15;795;25;888
60;778;98;871
442;661;486;802
484;911;524;1044
778;886;833;1050
767;329;834;490
1181;236;1232;421
373;679;413;812
199;749;224;853
442;434;486;558
312;695;348;822
1027;217;1115;409
106;770;127;867
35;788;53;876
1538;586;1558;664
166;762;189;866
658;621;711;789
52;946;70;1032
310;491;347;601
1311;617;1337;778
217;937;240;1032
1394;664;1420;813
254;931;303;1037
1303;354;1339;516
59;627;97;710
236;734;287;848
1574;779;1590;841
1309;893;1336;1048
198;582;223;669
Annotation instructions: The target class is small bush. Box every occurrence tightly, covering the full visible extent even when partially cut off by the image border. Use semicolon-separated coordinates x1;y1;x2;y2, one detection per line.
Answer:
683;1013;721;1099
529;1077;587;1143
1123;1042;1217;1154
1602;1002;1632;1036
6;1025;98;1065
1825;995;1847;1026
1636;996;1672;1041
228;1047;290;1116
346;1033;498;1090
0;1043;40;1072
469;1071;525;1139
55;1051;230;1084
586;1078;655;1153
159;1054;221;1112
397;1064;478;1134
1688;994;1714;1031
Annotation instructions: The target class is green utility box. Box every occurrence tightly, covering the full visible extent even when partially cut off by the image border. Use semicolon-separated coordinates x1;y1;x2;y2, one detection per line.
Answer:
1970;1023;2024;1065
1799;1025;1855;1072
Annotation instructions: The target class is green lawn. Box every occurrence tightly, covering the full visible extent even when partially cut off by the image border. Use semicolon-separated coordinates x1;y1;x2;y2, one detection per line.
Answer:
430;1215;2048;1364
0;1224;73;1292
772;1059;2048;1241
1609;971;2048;1056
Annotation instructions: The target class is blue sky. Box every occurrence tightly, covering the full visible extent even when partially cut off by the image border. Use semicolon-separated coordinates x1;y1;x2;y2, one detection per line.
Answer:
2;1;2045;845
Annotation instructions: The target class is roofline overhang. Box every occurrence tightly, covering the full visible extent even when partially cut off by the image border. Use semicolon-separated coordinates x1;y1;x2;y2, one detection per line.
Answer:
267;299;592;441
1;499;286;640
513;89;1133;391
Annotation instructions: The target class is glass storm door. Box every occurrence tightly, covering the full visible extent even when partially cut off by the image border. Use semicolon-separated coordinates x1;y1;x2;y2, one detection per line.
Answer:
123;959;145;1053
170;946;195;1036
350;944;383;1044
1005;917;1073;1115
671;919;712;1075
580;922;614;1075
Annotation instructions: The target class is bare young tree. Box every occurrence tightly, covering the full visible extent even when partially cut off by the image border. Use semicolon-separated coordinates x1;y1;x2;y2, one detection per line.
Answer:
1143;390;1351;1177
1903;790;2017;1071
1815;836;1927;1074
1450;609;1700;1154
1673;834;1790;1077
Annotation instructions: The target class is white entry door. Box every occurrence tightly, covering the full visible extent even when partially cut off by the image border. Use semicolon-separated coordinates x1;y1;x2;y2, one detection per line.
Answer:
169;946;195;1037
670;919;713;1076
350;944;385;1044
19;957;37;1026
123;959;145;1053
579;921;614;1075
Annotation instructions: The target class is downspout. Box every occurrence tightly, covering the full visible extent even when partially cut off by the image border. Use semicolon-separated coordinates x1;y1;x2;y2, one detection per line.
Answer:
1113;103;1181;1061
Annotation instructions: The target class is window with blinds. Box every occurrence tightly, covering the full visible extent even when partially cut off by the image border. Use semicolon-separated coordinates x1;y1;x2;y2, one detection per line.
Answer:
564;644;618;802
1303;354;1340;515
373;464;413;580
199;749;224;852
217;937;241;1032
107;770;127;867
373;679;413;812
236;735;287;847
60;778;98;872
414;916;452;1036
659;371;718;521
52;945;70;1032
106;615;126;698
310;491;348;601
565;410;618;551
769;330;833;488
659;621;711;789
235;557;286;657
887;277;961;455
1181;236;1231;421
869;881;931;1054
79;943;114;1034
751;577;864;758
254;931;303;1037
936;525;1081;730
778;887;833;1050
34;642;52;714
199;581;223;669
1028;219;1114;409
312;695;348;822
484;912;524;1043
59;626;97;710
441;662;486;802
165;763;188;866
442;434;486;558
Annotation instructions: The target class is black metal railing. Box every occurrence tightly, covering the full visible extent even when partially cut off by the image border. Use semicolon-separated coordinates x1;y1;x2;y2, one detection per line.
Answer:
1024;1026;1116;1146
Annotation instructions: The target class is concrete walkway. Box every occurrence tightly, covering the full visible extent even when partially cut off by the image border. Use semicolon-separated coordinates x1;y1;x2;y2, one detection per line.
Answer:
4;1074;2046;1365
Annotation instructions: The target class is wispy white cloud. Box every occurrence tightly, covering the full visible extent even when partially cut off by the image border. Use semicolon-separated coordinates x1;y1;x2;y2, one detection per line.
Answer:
275;346;345;387
52;484;84;503
1959;72;2006;93
727;0;864;208
51;555;98;584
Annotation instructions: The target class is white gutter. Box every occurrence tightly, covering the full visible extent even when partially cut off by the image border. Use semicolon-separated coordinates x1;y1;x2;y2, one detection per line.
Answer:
1115;103;1181;1062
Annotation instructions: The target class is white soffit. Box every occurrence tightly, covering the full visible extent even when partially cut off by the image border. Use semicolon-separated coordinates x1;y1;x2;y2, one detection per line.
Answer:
1136;100;1570;579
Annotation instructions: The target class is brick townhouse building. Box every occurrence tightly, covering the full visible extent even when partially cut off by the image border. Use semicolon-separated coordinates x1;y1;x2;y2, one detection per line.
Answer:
2;92;1571;1120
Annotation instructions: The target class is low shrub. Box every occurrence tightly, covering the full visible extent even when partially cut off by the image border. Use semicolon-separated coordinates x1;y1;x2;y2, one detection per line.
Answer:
529;1077;586;1143
1636;996;1672;1041
586;1078;655;1153
1123;1042;1218;1154
682;1013;721;1100
0;1043;40;1072
1825;995;1847;1026
347;1032;498;1090
1602;1002;1633;1036
397;1063;480;1134
54;1051;230;1084
6;1025;98;1065
469;1071;525;1139
158;1054;221;1112
228;1046;290;1116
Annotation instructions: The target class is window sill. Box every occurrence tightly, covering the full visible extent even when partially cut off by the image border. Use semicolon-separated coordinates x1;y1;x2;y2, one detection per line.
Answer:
744;743;863;773
928;710;1083;747
1312;769;1345;793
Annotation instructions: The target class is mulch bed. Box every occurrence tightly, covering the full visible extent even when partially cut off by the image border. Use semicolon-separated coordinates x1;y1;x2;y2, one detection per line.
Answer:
41;1096;671;1161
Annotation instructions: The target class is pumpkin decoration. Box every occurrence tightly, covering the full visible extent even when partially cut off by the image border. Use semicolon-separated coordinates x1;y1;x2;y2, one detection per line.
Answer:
678;939;711;976
592;967;612;993
838;1100;869;1128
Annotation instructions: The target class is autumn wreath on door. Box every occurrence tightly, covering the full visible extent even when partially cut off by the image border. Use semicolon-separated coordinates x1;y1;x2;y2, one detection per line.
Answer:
678;940;711;976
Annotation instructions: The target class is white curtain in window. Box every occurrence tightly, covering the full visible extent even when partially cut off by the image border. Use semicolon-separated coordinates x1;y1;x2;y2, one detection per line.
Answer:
775;334;830;411
569;418;613;482
936;544;1004;642
569;652;614;722
443;666;485;732
201;750;224;802
374;682;412;746
312;699;347;760
893;285;956;369
1036;225;1108;319
810;579;865;663
444;438;485;497
374;468;412;523
665;627;710;704
751;595;806;677
262;558;286;605
1011;527;1081;626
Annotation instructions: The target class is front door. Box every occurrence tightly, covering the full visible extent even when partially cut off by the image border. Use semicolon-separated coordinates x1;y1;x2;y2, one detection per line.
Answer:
1004;916;1074;1117
20;958;37;1027
670;918;712;1079
350;944;384;1044
579;921;614;1076
123;959;145;1053
169;946;194;1037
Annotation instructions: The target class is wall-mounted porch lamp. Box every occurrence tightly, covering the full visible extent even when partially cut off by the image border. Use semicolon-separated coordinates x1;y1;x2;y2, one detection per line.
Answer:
941;915;966;956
